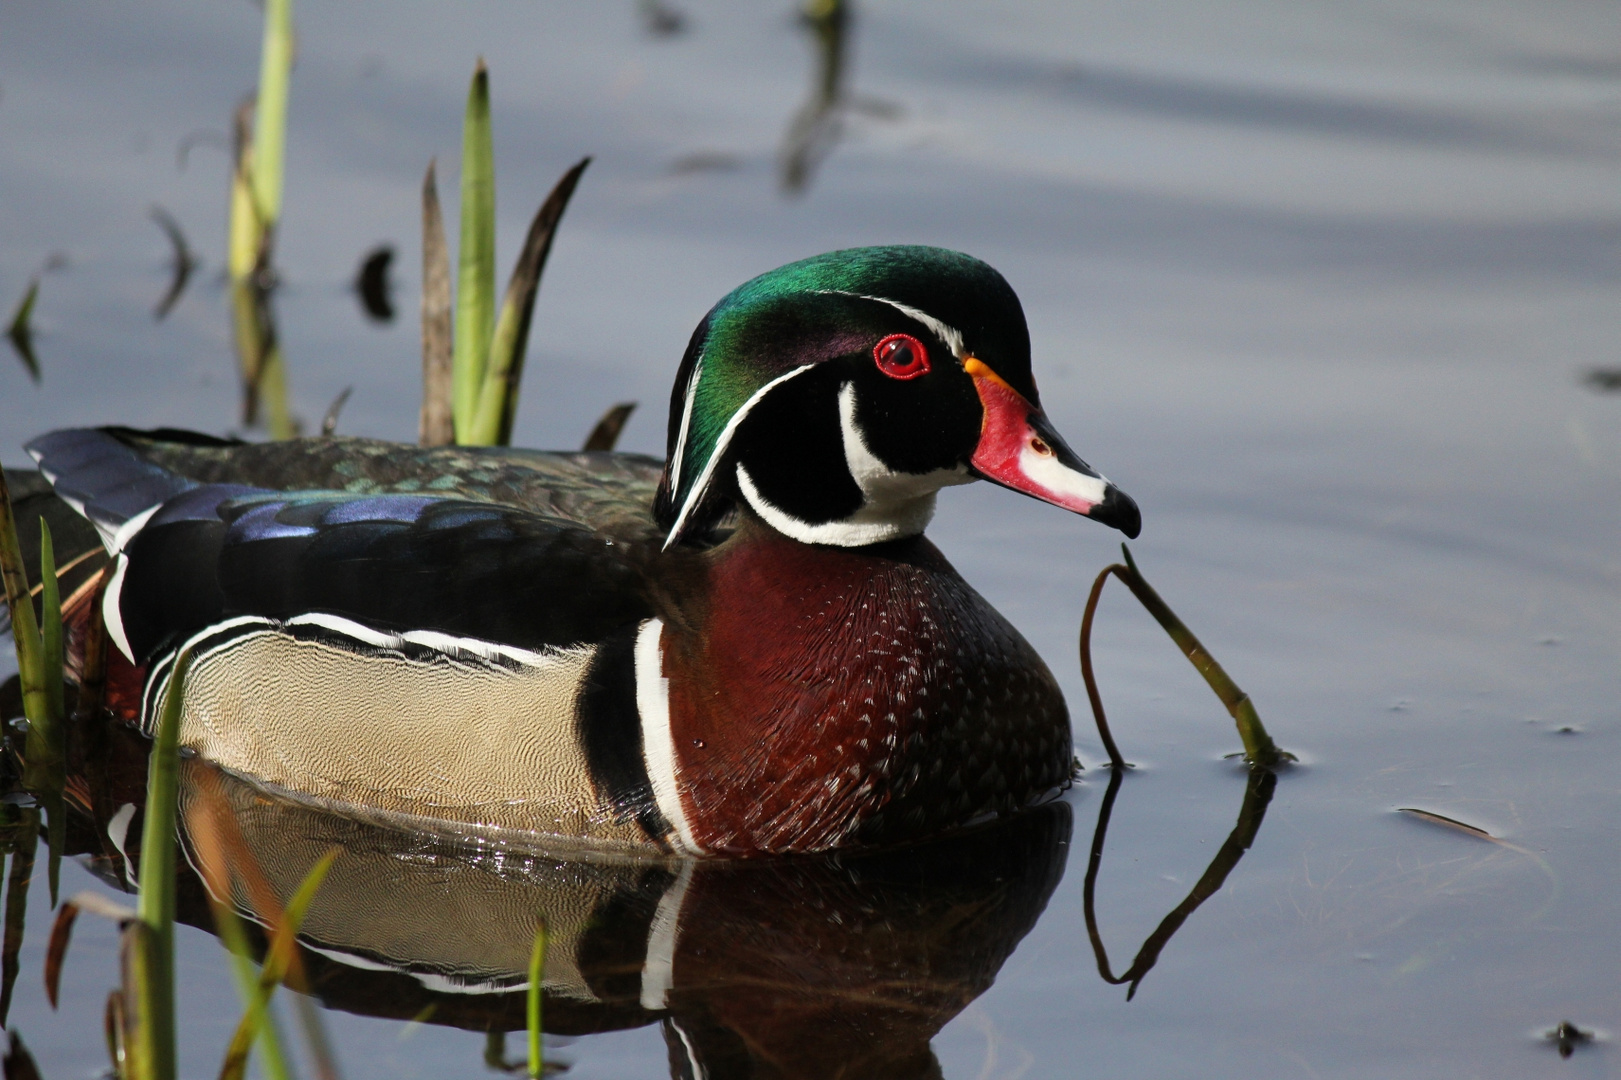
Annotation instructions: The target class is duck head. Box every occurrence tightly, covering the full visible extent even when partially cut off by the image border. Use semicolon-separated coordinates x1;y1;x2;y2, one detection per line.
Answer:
653;245;1140;547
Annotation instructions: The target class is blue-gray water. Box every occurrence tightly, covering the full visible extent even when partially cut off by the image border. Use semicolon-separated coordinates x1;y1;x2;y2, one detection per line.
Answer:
3;1;1620;1076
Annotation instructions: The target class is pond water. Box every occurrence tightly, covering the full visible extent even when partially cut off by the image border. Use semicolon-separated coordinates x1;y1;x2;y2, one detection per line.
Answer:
2;1;1620;1077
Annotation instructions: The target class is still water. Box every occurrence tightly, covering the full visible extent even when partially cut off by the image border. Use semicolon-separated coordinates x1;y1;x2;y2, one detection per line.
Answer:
2;1;1620;1076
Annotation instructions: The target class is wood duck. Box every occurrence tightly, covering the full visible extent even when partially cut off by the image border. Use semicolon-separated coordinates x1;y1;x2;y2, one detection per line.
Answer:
24;245;1139;856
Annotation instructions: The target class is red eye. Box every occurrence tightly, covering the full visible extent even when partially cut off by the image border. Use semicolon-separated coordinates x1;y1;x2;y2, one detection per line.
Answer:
873;333;931;380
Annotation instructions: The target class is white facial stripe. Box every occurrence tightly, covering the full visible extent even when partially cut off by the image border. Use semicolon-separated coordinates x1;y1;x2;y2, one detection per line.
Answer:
667;354;703;487
662;364;817;549
837;382;972;505
815;290;966;359
639;857;695;1010
736;463;938;547
1020;443;1110;508
635;618;703;853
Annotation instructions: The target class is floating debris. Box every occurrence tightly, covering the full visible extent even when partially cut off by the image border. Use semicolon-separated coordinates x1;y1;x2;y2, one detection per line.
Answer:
150;206;197;321
353;244;395;323
1546;1020;1593;1058
1396;807;1494;840
668;151;744;176
321;386;354;436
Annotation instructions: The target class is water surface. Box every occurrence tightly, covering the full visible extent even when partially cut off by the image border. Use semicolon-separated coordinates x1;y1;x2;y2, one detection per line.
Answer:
2;1;1619;1076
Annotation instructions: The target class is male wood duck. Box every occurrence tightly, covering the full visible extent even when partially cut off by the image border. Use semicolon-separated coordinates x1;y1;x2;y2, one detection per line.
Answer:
24;245;1138;856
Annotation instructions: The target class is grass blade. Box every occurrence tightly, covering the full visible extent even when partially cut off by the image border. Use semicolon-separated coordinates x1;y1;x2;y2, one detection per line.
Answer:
228;99;262;283
34;523;63;908
0;470;46;729
42;899;76;1011
4;1030;43;1080
0;816;36;1028
466;157;591;446
250;0;293;230
420;159;454;446
526;922;546;1079
134;649;193;1080
186;789;293;1080
452;60;496;437
36;524;61;735
217;849;337;1080
582;402;636;451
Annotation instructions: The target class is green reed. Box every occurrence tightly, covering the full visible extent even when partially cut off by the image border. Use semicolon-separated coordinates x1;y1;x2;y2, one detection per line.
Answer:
527;922;547;1078
422;61;590;447
1080;543;1288;769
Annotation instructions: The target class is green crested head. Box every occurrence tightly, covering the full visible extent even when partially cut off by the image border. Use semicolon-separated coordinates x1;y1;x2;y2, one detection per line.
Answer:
652;245;1139;548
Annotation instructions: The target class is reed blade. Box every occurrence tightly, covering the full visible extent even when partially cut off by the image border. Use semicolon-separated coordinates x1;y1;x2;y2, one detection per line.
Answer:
186;791;293;1080
217;850;336;1080
0;468;46;725
0;817;36;1028
420;159;455;446
43;898;78;1011
250;0;293;230
228;99;262;283
134;650;193;1080
527;922;547;1079
466;156;591;446
582;402;636;452
452;60;495;437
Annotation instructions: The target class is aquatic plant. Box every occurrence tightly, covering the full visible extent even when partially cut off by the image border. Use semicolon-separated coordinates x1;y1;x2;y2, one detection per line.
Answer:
1079;544;1287;769
228;0;296;439
420;61;590;447
527;923;547;1078
0;472;65;904
6;280;40;383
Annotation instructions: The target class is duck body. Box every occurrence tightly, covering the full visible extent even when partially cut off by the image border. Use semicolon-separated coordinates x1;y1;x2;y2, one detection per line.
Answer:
24;245;1137;856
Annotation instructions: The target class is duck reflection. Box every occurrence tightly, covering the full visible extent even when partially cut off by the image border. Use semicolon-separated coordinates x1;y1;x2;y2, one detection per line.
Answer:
70;725;1069;1080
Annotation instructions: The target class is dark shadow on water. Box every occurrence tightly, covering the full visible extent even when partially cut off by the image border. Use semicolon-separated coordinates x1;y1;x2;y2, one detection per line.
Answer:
1084;764;1275;1000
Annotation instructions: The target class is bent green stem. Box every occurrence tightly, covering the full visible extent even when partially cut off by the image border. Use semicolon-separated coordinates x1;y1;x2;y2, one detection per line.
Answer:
1079;544;1287;769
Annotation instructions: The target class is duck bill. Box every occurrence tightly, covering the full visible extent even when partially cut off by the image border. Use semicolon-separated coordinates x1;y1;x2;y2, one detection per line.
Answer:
965;358;1141;538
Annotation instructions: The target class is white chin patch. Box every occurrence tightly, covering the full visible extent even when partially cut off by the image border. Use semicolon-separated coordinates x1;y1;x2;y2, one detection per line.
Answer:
732;383;971;548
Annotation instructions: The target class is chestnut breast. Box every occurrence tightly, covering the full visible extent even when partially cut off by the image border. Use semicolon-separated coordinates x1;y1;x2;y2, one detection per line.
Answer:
662;525;1072;853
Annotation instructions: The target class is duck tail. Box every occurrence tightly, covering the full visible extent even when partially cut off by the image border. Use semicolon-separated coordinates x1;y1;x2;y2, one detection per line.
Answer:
24;428;203;551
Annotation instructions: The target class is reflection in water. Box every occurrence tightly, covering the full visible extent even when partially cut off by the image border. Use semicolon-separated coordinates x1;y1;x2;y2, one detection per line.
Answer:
637;0;686;38
148;207;197;323
778;1;900;195
6;280;41;384
1084;765;1275;1000
229;277;296;439
65;726;1069;1080
228;99;297;440
780;0;851;195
